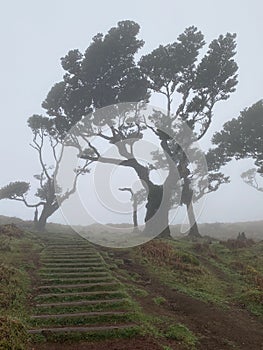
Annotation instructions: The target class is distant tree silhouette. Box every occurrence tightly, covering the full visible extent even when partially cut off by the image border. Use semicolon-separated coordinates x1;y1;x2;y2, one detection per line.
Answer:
119;187;146;231
0;116;90;231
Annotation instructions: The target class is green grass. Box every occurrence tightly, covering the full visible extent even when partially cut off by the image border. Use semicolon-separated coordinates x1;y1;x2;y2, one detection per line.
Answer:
1;226;262;349
165;323;198;349
35;283;121;294
34;291;127;303
0;230;43;349
29;325;141;344
39;276;114;285
153;296;166;305
134;239;263;316
29;313;135;328
0;316;29;350
33;299;133;315
128;285;149;297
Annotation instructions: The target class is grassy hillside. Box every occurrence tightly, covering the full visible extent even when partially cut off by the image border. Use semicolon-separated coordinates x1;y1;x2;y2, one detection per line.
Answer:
0;224;43;349
1;215;262;241
0;221;262;349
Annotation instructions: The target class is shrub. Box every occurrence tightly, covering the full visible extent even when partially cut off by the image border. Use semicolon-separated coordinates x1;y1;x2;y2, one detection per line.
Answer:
0;316;28;350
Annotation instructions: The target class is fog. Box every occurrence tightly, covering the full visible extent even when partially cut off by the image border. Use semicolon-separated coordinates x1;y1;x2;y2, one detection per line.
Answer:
0;0;262;226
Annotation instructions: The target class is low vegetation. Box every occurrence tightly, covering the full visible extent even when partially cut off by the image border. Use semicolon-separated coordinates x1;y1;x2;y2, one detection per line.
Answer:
134;238;263;316
0;224;42;349
0;223;262;349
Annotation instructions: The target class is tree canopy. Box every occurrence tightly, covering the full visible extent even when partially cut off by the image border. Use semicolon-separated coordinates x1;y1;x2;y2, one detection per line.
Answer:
0;20;239;238
212;100;263;173
39;20;238;238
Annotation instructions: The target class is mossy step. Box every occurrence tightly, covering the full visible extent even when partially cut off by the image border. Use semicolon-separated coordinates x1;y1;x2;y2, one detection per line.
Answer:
40;267;107;272
45;244;92;247
28;323;137;334
39;271;109;278
29;314;134;328
46;245;91;248
30;311;127;319
37;282;119;290
42;262;103;267
44;246;96;254
41;264;105;268
44;249;94;252
40;277;114;284
41;257;100;262
44;248;96;252
43;255;100;258
35;284;120;294
36;290;125;299
34;292;125;304
35;298;127;308
33;301;128;315
43;253;98;257
44;251;96;255
43;253;98;258
41;256;104;266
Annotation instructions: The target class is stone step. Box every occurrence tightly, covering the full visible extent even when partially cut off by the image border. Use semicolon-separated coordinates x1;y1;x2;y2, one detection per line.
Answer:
41;264;105;274
36;282;119;290
43;254;98;259
36;290;124;299
46;245;91;249
42;262;102;267
28;323;136;334
39;271;109;278
44;250;96;254
40;276;113;283
41;257;100;262
35;298;127;308
30;311;127;319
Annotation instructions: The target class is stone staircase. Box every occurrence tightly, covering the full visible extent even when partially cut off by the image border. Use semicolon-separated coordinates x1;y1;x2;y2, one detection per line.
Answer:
28;236;139;342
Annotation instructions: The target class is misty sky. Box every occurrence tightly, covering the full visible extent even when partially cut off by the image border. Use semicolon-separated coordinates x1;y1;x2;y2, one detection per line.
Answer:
0;0;263;226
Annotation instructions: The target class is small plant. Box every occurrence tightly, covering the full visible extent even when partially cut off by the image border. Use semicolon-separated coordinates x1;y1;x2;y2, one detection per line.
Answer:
153;296;166;305
129;286;149;297
165;323;198;349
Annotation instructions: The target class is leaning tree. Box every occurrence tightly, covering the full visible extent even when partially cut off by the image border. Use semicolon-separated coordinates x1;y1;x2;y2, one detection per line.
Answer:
39;20;238;238
139;28;238;237
0;115;90;231
153;145;230;236
211;99;263;193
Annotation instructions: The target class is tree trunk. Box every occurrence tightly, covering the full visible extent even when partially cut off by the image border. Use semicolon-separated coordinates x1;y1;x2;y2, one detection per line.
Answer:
115;157;173;239
186;201;201;238
144;184;171;239
35;215;47;232
156;225;171;239
35;203;58;232
132;200;139;232
180;173;201;239
33;207;38;225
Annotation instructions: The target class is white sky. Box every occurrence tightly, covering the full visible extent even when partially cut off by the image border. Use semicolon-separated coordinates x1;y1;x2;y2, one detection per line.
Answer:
0;0;262;225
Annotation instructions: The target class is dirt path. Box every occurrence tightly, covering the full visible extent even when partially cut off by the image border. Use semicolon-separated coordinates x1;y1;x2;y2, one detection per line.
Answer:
116;252;263;350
